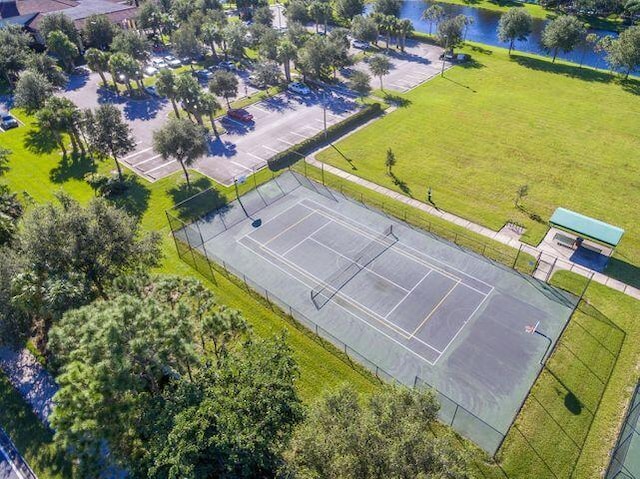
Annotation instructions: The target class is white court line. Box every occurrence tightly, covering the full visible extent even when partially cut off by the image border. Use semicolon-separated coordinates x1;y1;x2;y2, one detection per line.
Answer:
383;270;432;320
282;221;331;256
302;198;494;293
0;442;25;479
409;279;461;338
307;237;410;294
145;159;176;174
432;288;493;365
264;209;318;246
237;236;439;364
241;208;450;356
123;147;153;160
262;145;280;153
132;153;162;167
239;200;309;242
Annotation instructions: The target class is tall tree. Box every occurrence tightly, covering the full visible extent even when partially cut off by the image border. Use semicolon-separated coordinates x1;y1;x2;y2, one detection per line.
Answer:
541;15;586;63
277;39;298;82
296;35;333;80
605;25;640;78
385;147;396;175
0;183;23;247
84;104;136;181
336;0;365;21
13;70;54;113
437;14;466;54
36;97;84;155
253;60;282;87
108;52;139;95
208;70;239;107
153;118;208;187
253;5;274;26
201;22;223;60
308;0;332;33
176;73;205;123
46;30;79;72
373;0;402;17
26;53;67;88
497;8;533;55
199;92;221;137
396;18;414;51
85;48;111;87
368;53;392;89
222;22;248;58
422;3;445;35
285;384;471;478
351;15;379;45
286;0;311;24
111;30;151;62
349;69;372;100
156;69;181;117
137;1;164;39
38;13;81;48
10;195;160;345
83;14;115;50
172;26;204;66
0;25;32;87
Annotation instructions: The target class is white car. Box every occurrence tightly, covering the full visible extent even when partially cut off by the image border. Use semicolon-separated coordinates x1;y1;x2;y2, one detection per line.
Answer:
143;65;159;76
152;58;168;69
164;55;182;68
352;40;369;50
73;65;92;75
288;82;311;95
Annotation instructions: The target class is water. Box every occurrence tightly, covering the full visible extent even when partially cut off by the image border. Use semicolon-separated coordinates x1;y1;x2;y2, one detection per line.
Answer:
375;1;619;69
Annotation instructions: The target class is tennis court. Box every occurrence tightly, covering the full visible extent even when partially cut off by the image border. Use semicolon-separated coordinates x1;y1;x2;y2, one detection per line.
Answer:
174;171;578;453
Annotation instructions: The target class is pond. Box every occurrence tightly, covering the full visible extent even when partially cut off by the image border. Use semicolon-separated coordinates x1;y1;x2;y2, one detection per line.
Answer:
372;1;619;69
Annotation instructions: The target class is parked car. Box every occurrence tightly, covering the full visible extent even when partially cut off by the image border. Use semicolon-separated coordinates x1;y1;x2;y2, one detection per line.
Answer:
164;55;182;68
193;69;214;81
247;74;265;88
73;65;91;75
288;81;311;95
152;58;168;69
227;108;253;122
143;65;159;76
352;40;369;50
145;85;162;98
0;113;18;130
217;60;237;71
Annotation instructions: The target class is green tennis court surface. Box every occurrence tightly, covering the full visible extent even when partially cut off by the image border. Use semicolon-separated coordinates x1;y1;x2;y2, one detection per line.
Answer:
174;171;577;453
607;382;640;479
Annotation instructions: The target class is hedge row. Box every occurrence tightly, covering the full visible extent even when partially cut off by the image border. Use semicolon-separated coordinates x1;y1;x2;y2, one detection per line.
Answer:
267;102;384;170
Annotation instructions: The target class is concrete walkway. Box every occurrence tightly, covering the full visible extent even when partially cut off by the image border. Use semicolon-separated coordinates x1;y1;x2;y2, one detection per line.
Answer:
307;157;640;301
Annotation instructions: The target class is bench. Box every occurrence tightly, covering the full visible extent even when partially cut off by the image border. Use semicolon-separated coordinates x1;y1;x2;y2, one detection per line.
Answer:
554;233;575;249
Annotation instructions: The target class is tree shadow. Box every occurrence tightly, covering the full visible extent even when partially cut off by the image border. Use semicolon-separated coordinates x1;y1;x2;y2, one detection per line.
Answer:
167;176;223;222
108;175;152;219
604;257;640;289
381;92;412;107
443;76;478;93
390;172;412;196
49;152;96;183
468;45;493;56
24;128;59;155
330;144;357;170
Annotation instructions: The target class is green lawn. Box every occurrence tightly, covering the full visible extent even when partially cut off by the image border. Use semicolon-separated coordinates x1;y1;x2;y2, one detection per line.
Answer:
317;44;640;286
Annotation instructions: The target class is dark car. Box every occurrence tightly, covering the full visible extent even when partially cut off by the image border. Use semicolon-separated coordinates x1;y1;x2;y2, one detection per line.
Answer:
227;108;253;122
193;69;214;81
0;113;18;130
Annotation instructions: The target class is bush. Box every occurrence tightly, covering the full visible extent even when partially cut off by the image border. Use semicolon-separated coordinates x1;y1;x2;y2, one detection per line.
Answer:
268;102;383;170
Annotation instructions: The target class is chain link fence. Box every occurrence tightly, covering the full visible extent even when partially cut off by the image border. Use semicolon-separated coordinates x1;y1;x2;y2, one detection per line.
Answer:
606;380;640;479
0;428;37;479
166;161;593;456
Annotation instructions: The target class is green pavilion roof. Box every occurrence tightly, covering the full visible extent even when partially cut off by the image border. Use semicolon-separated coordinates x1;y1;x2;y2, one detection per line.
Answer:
549;208;624;247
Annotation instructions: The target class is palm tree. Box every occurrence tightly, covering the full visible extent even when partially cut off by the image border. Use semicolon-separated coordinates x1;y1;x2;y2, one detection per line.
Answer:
85;48;110;87
277;39;297;82
397;19;414;52
156;69;180;118
199;92;221;137
421;4;444;35
201;22;221;60
380;15;398;50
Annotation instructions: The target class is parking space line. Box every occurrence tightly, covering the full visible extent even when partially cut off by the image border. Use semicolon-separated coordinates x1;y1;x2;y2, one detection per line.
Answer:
124;147;153;160
132;153;162;167
301;125;320;132
251;105;269;113
262;145;280;153
277;138;295;146
230;160;252;172
247;152;267;161
146;160;176;174
224;117;246;127
290;131;308;138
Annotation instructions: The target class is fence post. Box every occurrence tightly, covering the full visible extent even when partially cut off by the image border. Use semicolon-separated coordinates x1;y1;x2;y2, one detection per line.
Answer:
545;257;558;283
321;162;325;185
579;272;594;301
513;244;522;269
451;404;459;426
454;232;458;244
482;243;488;257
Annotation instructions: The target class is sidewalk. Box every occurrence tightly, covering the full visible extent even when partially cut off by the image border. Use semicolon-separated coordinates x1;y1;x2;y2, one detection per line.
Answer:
306;156;640;301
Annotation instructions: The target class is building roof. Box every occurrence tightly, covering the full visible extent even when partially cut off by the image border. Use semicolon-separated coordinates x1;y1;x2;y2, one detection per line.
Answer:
0;11;37;26
549;207;625;247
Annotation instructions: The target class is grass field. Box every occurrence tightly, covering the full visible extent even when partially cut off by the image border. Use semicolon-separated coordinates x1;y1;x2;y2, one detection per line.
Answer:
317;44;640;287
2;54;640;477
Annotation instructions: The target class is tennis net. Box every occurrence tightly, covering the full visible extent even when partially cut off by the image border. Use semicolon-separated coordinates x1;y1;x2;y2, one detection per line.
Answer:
311;225;397;309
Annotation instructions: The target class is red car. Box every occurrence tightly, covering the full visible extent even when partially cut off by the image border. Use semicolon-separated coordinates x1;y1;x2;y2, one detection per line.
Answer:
227;109;253;122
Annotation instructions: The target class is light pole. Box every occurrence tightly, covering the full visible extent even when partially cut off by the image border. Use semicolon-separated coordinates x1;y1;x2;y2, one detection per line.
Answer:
323;91;328;139
441;34;448;77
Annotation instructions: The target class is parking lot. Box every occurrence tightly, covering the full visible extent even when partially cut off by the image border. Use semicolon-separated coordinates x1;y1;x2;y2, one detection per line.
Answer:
198;89;359;185
352;39;450;93
62;70;360;185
